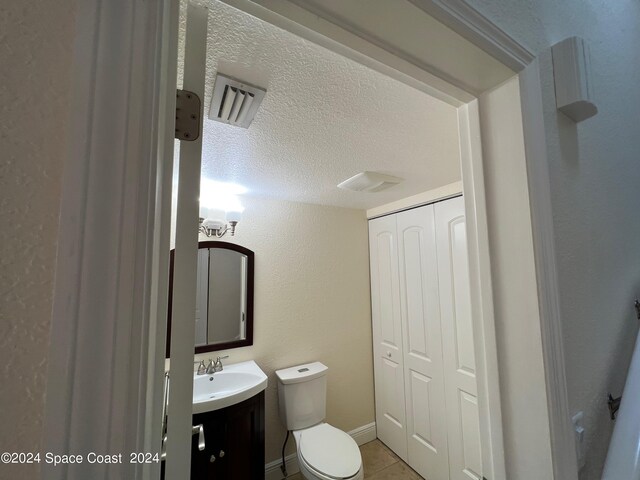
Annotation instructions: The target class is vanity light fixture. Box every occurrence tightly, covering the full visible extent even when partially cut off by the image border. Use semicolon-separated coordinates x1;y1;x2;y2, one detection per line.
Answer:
199;179;246;238
199;211;241;238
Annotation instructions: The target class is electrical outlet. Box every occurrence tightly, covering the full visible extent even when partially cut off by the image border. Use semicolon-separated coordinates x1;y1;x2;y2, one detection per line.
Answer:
572;411;586;470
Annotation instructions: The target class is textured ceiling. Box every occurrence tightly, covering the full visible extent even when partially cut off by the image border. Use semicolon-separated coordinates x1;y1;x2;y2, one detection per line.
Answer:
182;1;462;210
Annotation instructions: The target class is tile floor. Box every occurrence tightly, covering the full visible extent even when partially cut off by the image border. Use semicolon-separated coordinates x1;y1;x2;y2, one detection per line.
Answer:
287;439;423;479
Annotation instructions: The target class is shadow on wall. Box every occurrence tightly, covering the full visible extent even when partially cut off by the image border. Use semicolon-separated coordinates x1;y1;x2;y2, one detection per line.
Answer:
557;112;579;171
583;300;639;478
555;107;639;478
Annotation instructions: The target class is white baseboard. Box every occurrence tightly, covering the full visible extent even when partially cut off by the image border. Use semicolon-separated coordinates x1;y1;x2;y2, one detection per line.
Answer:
265;422;376;480
348;422;377;446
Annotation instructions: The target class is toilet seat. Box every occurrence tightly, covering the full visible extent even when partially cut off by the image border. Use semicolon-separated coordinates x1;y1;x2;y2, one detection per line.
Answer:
300;457;361;480
297;423;362;479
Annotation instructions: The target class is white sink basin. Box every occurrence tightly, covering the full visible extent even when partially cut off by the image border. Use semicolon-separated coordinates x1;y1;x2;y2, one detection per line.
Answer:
192;360;267;414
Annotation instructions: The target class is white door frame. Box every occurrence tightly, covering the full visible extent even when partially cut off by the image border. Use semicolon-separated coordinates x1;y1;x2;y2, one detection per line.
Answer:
457;101;505;479
42;1;179;479
518;59;578;480
164;4;208;479
43;1;575;479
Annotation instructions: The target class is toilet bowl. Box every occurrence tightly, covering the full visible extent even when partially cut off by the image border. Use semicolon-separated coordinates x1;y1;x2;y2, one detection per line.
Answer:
294;423;363;480
275;362;364;480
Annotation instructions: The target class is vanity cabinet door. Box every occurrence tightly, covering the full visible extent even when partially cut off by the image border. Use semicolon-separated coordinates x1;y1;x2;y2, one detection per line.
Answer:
192;411;226;479
219;391;265;479
191;391;265;480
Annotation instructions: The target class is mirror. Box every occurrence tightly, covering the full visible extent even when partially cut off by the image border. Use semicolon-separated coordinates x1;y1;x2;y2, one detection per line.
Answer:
166;241;254;356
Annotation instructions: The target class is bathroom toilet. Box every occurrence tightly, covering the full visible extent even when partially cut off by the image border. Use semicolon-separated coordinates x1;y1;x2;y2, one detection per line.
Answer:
276;362;364;480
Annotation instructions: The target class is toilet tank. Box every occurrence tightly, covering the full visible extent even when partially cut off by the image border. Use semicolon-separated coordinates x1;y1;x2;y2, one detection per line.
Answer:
275;362;328;431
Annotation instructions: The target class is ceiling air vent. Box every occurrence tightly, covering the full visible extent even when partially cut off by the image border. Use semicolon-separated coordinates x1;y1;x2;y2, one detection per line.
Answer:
208;73;266;128
338;171;404;193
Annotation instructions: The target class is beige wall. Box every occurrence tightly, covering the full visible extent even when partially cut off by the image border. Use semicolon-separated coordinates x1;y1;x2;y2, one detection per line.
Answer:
0;1;76;478
180;196;375;464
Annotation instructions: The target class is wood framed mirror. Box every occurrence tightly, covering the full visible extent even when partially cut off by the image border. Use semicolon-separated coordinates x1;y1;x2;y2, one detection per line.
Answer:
166;241;255;357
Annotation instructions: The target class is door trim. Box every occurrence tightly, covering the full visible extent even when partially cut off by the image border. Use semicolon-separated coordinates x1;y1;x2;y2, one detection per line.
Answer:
407;0;535;71
217;0;471;106
366;181;463;219
519;59;578;480
457;101;506;480
42;1;177;479
165;4;209;479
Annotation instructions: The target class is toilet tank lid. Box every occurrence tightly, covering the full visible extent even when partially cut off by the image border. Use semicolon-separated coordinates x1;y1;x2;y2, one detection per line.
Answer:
275;362;328;384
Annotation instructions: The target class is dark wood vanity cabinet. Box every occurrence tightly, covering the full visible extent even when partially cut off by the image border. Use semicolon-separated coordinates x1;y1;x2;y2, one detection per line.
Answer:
190;391;265;480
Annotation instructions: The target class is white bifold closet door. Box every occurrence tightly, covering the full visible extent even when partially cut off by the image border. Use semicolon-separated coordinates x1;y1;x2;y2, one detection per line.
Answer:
368;213;409;460
396;205;450;478
368;196;482;480
435;196;482;480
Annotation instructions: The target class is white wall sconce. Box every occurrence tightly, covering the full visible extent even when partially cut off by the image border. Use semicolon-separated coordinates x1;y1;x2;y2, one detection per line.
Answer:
199;211;241;237
199;178;246;238
552;36;598;122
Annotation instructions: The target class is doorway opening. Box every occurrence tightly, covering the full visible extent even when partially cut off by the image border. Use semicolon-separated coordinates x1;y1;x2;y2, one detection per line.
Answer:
43;1;569;480
165;2;534;480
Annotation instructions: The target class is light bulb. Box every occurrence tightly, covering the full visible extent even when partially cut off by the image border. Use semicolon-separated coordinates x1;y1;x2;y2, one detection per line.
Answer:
226;210;242;223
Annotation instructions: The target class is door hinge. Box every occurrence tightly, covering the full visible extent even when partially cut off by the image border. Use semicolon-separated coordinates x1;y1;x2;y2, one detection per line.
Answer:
175;89;201;141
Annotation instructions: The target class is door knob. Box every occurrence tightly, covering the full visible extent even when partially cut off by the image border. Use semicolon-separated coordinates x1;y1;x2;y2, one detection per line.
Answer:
219;450;225;458
210;454;216;463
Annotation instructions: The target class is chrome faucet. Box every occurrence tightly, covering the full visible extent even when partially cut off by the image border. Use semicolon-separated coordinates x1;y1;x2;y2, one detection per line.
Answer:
203;355;229;374
195;360;206;375
213;355;229;372
205;358;216;374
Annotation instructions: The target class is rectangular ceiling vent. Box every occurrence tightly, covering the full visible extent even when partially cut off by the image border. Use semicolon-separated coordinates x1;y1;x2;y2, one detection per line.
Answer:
338;171;404;193
208;73;266;128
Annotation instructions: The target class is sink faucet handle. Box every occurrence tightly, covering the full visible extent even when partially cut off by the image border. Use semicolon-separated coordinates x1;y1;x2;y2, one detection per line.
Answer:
196;360;206;375
214;355;228;372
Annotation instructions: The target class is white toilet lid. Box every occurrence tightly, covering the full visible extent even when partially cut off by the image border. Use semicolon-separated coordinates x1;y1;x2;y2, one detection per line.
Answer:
299;424;361;479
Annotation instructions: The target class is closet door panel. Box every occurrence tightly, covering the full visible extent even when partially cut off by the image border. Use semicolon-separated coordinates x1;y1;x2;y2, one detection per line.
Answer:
368;215;408;460
397;206;449;480
435;196;482;480
380;357;407;429
459;391;482;476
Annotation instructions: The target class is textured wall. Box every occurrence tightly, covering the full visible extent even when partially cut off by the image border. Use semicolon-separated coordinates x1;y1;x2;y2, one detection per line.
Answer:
0;1;76;479
466;1;640;478
171;196;375;464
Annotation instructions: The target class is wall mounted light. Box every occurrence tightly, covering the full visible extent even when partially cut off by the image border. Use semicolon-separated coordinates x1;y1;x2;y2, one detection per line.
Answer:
199;211;241;238
199;179;246;238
